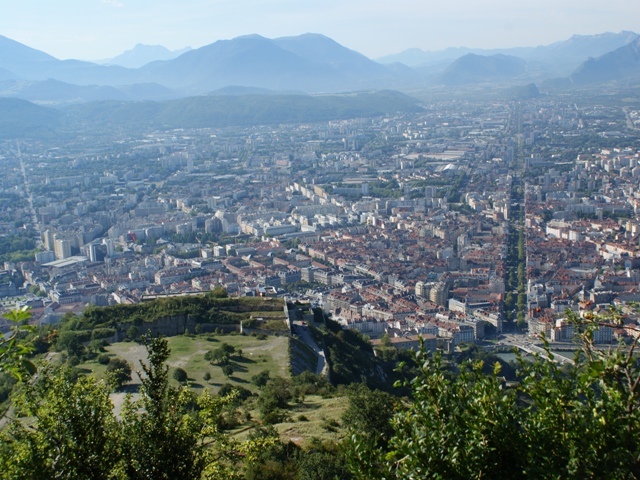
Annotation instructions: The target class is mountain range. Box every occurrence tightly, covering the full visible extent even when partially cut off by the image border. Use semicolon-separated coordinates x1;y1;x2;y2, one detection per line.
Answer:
0;31;640;106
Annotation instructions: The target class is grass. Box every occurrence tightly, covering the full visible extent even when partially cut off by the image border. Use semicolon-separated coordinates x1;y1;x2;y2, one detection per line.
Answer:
273;395;348;444
78;333;291;394
235;395;348;445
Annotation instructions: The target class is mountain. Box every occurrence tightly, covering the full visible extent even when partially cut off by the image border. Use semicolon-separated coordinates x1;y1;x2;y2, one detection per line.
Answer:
570;37;640;84
116;82;179;101
272;33;395;83
99;44;192;69
0;35;59;78
0;33;407;98
508;83;541;100
0;89;421;139
0;66;18;81
139;33;403;94
438;54;526;85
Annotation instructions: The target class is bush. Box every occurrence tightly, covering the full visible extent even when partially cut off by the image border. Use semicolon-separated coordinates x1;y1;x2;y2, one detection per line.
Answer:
251;370;271;388
97;354;111;365
105;358;132;390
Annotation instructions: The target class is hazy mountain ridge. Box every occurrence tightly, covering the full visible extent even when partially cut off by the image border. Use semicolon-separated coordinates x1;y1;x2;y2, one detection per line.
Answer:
138;33;402;94
64;90;423;130
377;31;639;70
438;54;527;85
570;37;640;84
0;30;639;103
0;89;422;138
98;44;192;69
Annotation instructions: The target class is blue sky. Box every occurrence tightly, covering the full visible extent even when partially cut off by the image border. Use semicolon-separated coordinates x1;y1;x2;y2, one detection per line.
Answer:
2;0;638;60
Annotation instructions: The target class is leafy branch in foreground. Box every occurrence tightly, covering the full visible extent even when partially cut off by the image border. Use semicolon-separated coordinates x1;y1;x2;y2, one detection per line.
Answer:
346;309;640;479
0;306;37;381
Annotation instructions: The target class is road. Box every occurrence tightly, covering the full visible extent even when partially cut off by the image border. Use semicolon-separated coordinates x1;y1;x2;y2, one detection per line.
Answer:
294;322;327;376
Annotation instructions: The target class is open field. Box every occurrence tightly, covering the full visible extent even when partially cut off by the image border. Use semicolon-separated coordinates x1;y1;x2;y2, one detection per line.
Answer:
79;333;291;394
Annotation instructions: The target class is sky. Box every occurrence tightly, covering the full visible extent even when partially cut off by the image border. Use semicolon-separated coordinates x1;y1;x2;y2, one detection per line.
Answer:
1;0;639;61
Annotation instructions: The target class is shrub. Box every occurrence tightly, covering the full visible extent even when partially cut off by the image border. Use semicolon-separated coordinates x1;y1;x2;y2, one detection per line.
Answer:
97;354;111;365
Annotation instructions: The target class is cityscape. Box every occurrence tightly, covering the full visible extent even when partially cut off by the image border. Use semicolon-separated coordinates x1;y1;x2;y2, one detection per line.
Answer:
2;91;640;353
1;14;640;477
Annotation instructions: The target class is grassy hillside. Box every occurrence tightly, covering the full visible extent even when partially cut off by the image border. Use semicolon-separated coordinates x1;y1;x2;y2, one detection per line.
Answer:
78;333;290;394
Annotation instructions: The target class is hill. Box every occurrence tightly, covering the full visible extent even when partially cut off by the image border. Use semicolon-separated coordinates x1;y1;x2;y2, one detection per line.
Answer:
0;97;62;138
377;30;639;72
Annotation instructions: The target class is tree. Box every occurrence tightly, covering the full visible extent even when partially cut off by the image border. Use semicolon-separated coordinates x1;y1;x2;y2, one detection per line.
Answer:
126;325;140;341
210;286;229;298
203;372;211;383
106;357;132;390
346;309;640;479
222;364;233;378
1;334;271;480
341;383;397;448
173;367;188;383
204;343;236;365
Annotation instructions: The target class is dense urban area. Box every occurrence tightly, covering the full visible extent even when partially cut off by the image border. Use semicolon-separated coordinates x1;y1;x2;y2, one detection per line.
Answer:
2;92;640;351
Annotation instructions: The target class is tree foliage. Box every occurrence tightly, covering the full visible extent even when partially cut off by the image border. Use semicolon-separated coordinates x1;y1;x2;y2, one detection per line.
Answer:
346;310;640;479
0;307;37;381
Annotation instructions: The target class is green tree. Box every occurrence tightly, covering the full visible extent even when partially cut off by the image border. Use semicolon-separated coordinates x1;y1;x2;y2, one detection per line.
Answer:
173;367;188;383
251;369;271;388
342;383;397;448
210;286;229;298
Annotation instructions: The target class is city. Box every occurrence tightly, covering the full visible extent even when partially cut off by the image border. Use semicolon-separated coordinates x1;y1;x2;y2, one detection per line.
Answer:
2;92;640;356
